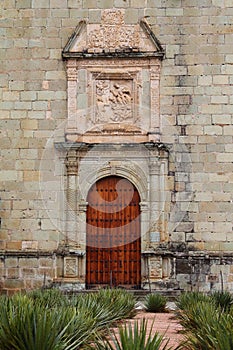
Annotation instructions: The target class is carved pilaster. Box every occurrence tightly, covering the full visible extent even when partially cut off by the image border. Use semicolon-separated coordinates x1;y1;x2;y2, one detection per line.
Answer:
67;60;78;131
149;65;161;138
65;151;79;249
67;59;78;81
149;161;160;175
65;151;78;176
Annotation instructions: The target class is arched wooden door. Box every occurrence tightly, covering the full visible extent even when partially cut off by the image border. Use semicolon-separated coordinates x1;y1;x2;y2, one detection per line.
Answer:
86;176;141;289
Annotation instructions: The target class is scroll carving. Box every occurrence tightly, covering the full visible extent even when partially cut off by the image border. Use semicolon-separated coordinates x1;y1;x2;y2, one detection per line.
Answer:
101;9;124;25
88;26;140;50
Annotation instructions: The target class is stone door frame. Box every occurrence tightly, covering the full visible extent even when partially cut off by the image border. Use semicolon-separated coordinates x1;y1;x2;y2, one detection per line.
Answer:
55;142;171;288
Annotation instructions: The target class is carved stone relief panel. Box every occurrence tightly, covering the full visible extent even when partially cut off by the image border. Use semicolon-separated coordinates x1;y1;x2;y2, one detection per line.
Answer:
64;257;78;277
95;79;133;123
87;71;140;129
87;25;140;51
65;58;161;142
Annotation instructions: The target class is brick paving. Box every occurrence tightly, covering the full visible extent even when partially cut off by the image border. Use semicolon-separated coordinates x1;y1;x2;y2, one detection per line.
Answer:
127;311;185;349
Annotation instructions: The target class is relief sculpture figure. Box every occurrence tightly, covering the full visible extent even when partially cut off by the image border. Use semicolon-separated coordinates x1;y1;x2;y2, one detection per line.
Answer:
96;80;133;123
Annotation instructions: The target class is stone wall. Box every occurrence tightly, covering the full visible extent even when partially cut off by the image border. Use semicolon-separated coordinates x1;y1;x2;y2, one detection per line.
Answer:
0;0;233;293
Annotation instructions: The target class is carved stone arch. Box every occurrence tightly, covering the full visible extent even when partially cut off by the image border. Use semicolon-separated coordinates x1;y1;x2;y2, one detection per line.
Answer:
81;163;148;204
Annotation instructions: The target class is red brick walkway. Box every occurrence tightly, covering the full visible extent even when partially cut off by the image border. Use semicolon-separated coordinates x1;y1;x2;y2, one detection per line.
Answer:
132;311;184;349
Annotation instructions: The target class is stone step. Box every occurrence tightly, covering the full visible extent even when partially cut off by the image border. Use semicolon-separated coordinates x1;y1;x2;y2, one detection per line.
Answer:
52;280;182;300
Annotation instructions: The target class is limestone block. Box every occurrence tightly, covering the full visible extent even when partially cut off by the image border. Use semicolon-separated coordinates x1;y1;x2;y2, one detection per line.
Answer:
20;119;38;130
195;221;214;232
198;75;212;86
5;258;18;268
39;258;54;267
124;8;139;24
220;243;233;251
23;170;39;182
114;0;130;7
4;279;25;290
212;115;231;125
38;241;58;250
188;65;204;75
6;241;22;250
165;8;183;16
0;228;8;240
204;125;223;135
214;222;232;232
3;91;19;101
20;149;38;159
130;0;146;7
211;95;228;104
7;268;20;279
18;258;38;269
15;101;32;110
213;75;229;84
68;0;82;7
83;0;97;8
1;170;18;181
223;125;233;135
31;0;49;8
38;267;53;278
53;10;70;19
170;232;185;242
50;0;68;7
97;0;114;8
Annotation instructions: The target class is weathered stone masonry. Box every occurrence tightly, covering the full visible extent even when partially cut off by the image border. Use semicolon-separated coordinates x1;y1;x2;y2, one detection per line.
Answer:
0;1;233;294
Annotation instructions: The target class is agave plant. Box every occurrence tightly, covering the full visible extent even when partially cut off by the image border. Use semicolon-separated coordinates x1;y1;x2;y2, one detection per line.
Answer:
175;291;233;350
71;288;136;329
210;290;233;312
92;318;173;350
0;293;98;350
0;288;138;350
175;291;210;312
144;293;167;313
28;288;69;308
180;306;233;350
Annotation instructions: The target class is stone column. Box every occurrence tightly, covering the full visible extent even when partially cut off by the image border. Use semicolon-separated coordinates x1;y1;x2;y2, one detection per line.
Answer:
65;150;78;249
149;159;161;245
140;201;150;251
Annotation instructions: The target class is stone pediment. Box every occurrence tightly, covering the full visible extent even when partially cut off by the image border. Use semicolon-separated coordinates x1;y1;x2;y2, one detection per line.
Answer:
62;9;164;143
62;9;164;59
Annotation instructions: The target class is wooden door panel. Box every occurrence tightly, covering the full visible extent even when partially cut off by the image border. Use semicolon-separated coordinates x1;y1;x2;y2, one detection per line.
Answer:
86;176;141;288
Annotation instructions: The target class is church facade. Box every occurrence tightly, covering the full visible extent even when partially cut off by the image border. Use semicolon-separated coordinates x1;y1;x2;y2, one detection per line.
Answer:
1;1;233;294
